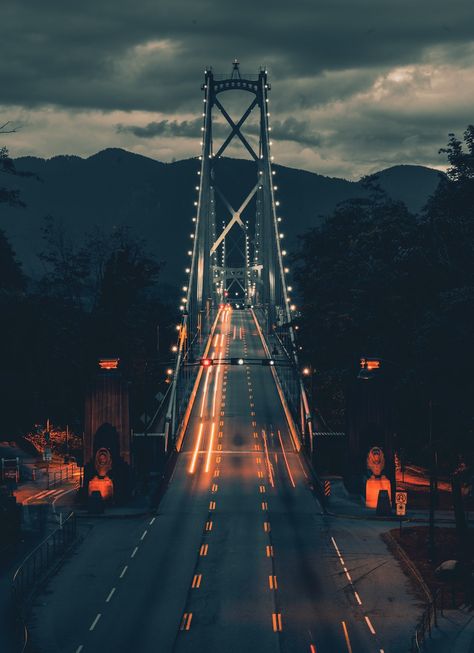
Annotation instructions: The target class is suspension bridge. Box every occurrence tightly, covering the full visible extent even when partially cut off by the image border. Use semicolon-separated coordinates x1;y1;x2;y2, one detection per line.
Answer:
31;63;394;653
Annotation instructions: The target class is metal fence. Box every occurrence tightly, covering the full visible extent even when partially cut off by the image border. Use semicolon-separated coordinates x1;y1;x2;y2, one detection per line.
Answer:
12;511;77;601
47;464;80;489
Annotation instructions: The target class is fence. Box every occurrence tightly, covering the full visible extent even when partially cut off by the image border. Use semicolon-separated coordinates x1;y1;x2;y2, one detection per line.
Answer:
12;512;77;601
47;464;80;490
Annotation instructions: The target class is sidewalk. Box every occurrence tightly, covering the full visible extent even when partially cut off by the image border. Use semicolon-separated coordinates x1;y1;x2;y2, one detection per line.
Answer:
323;477;474;652
424;606;474;652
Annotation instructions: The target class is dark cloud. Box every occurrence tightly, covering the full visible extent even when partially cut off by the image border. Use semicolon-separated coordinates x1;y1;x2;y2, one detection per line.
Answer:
117;118;202;138
1;1;474;177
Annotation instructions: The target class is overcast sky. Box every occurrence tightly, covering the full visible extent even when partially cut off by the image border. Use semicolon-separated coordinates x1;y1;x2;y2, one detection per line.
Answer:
2;0;473;179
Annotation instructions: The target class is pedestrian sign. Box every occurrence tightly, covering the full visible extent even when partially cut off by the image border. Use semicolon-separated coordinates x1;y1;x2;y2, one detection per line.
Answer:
395;491;407;505
396;503;406;516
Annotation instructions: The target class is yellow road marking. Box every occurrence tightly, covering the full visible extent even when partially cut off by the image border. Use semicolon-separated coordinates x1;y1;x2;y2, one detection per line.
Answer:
180;613;193;631
259;485;266;493
261;501;268;510
192;574;202;588
264;521;271;532
269;575;278;589
266;545;273;557
205;521;213;531
209;501;216;510
272;613;282;632
200;544;208;556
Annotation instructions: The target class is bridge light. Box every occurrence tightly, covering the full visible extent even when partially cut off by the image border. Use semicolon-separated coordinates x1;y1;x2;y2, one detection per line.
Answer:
275;201;280;206
182;286;188;291
171;345;178;353
302;367;311;376
284;267;289;273
185;268;190;273
166;368;173;376
200;358;213;367
279;233;284;238
288;286;292;291
290;304;296;311
277;217;282;222
282;250;287;255
262;359;275;366
188;251;192;255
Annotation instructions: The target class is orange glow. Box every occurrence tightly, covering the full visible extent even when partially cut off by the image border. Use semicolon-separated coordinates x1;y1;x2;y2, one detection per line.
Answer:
189;423;204;473
88;475;114;500
360;357;381;370
98;358;119;370
365;476;391;509
262;430;275;488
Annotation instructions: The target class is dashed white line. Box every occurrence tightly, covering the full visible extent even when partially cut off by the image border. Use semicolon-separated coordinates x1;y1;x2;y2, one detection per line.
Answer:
140;530;148;541
89;613;101;631
131;546;139;558
149;517;156;525
354;591;362;605
365;615;376;635
75;646;83;653
105;587;116;603
119;565;128;578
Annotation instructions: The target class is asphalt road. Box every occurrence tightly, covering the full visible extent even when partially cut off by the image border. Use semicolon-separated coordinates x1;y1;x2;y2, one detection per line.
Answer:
31;308;389;653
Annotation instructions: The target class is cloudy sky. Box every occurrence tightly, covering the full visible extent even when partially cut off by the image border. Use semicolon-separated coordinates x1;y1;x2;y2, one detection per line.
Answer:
2;0;474;179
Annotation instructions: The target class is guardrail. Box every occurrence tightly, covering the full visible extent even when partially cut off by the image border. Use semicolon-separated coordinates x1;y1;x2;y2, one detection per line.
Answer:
12;511;77;601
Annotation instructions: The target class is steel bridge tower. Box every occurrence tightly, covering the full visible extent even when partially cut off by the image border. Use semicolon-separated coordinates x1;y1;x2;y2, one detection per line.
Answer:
158;62;312;452
185;59;293;336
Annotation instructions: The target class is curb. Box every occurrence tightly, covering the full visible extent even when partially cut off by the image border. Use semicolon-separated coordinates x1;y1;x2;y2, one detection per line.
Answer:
381;530;433;604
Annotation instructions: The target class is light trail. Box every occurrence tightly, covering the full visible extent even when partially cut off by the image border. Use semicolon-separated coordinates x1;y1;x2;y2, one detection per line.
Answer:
341;621;353;653
205;422;216;472
189;423;204;473
277;429;296;488
262;430;275;488
200;366;212;417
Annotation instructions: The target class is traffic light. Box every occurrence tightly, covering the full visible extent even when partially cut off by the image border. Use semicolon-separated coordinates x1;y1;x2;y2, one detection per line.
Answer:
200;358;213;367
230;358;245;366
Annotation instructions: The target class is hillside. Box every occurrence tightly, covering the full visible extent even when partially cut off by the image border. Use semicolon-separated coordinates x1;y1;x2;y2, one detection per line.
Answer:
0;149;443;288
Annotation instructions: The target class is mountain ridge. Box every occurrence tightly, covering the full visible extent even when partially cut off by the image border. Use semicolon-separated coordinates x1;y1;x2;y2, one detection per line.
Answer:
1;149;444;289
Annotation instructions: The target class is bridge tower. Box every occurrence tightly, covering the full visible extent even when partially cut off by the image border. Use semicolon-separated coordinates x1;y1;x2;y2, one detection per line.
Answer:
160;62;312;452
185;59;293;334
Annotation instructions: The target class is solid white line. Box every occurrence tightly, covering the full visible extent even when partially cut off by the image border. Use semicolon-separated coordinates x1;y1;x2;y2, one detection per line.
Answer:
75;646;83;653
131;546;139;558
140;530;147;541
354;591;362;605
365;615;376;635
119;565;128;578
89;613;101;631
105;587;116;603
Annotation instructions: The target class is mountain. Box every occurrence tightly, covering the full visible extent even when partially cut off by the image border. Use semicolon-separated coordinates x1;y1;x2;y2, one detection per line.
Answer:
0;149;443;288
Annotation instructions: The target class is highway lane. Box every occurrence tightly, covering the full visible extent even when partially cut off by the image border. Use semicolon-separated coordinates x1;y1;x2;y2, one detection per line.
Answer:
31;308;388;653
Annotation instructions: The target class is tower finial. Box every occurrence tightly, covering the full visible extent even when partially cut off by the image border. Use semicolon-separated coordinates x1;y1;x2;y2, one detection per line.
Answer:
231;59;241;79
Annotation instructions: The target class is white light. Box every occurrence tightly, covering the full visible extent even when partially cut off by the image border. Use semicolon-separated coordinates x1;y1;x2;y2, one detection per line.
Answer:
188;250;192;255
185;268;190;273
194;201;198;206
192;217;196;222
272;170;276;175
179;305;184;311
288;286;293;291
277;217;282;222
183;286;188;291
279;233;284;239
274;186;278;190
195;186;199;190
190;234;194;238
290;304;296;311
282;250;287;255
238;358;244;365
284;267;289;273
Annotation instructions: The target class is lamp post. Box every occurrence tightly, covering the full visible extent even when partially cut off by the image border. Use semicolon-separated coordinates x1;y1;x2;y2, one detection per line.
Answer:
359;356;436;560
302;365;316;455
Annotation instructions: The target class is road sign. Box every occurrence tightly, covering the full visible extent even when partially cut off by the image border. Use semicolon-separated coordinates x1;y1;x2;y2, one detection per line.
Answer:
396;503;406;516
396;491;407;505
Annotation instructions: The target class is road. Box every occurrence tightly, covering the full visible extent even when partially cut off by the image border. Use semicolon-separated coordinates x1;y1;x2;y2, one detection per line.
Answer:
31;308;399;653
